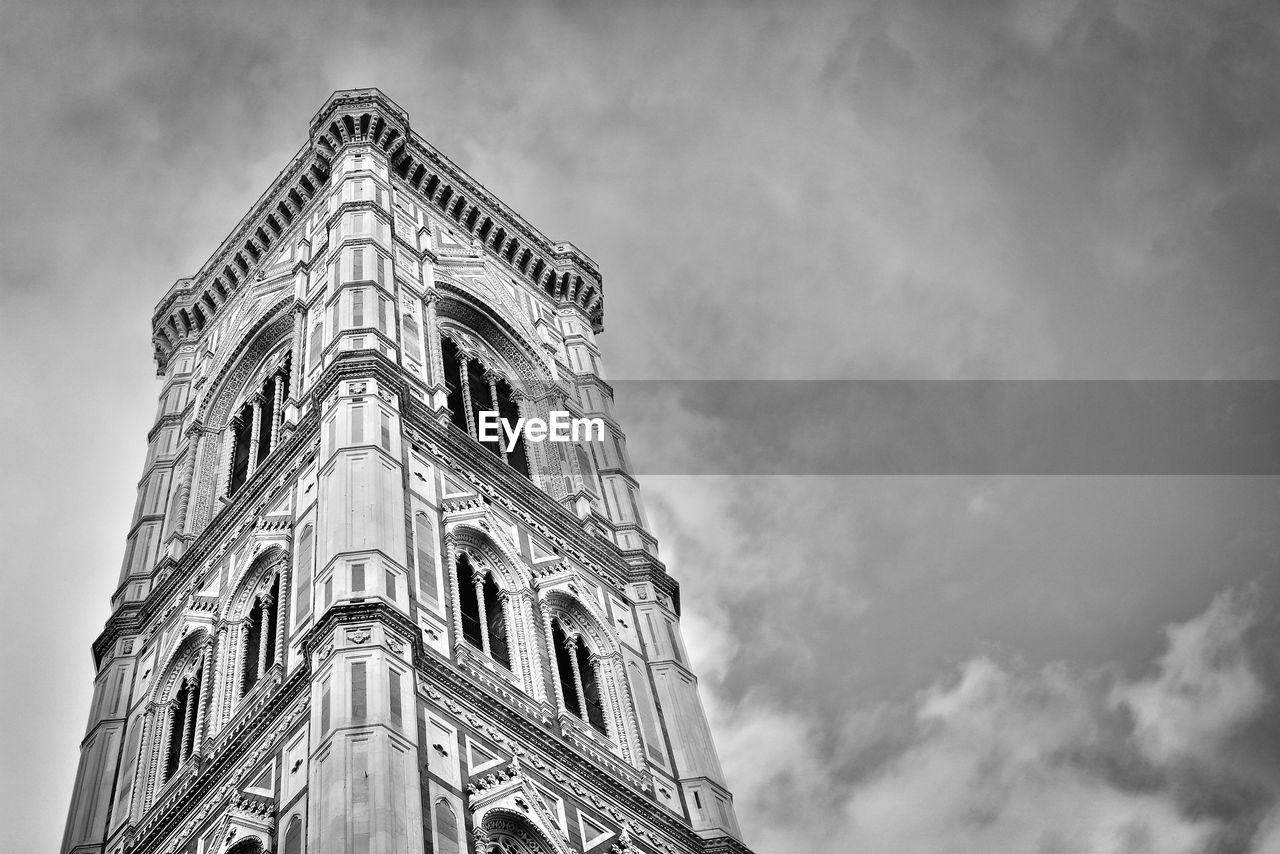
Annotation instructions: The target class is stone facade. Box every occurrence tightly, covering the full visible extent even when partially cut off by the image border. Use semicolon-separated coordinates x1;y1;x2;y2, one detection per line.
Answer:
62;88;751;854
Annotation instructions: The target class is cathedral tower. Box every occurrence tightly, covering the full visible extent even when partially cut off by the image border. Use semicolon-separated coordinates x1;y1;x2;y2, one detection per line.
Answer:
62;89;752;854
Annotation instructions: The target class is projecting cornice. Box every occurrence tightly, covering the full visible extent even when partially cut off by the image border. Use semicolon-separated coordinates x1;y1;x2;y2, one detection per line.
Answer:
152;87;605;373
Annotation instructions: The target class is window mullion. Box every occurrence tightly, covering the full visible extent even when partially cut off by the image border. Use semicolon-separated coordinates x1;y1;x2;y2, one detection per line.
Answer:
487;373;508;464
270;370;285;453
474;574;491;656
178;682;195;763
223;415;240;496
257;594;273;678
246;395;263;476
567;635;588;721
459;355;477;438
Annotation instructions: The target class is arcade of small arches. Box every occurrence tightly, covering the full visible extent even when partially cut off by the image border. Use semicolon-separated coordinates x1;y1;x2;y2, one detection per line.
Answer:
134;523;637;817
226;350;292;496
154;95;603;372
440;328;530;479
137;549;289;806
205;297;571;514
446;531;631;750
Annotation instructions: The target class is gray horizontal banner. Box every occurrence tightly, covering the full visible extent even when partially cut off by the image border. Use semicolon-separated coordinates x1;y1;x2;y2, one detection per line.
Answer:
596;381;1280;475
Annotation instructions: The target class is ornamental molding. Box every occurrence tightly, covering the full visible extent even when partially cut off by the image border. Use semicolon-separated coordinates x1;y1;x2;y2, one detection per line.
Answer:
154;87;604;376
444;515;533;590
415;655;694;854
468;757;578;854
205;794;276;854
220;542;290;623
435;287;554;399
400;418;637;587
539;585;621;659
128;672;309;854
197;299;296;430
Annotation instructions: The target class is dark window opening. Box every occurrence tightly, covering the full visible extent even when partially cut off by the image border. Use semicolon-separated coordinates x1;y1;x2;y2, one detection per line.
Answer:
458;554;483;650
495;378;529;477
552;619;581;718
441;337;468;433
229;404;252;494
483;573;510;669
439;333;530;479
240;575;278;698
467;358;499;458
228;354;292;495
242;599;262;693
255;377;276;465
576;636;607;735
163;668;202;782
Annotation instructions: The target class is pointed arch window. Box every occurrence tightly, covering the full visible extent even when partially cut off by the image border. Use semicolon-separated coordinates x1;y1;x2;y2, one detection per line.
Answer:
551;617;608;736
455;553;512;670
434;800;460;854
484;574;510;669
439;334;530;478
295;523;314;625
240;575;280;697
551;619;580;718
228;353;292;495
576;635;607;733
162;666;203;782
283;816;303;854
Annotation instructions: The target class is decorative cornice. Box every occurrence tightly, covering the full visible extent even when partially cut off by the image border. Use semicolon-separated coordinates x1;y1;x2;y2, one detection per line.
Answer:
152;87;605;374
151;149;330;373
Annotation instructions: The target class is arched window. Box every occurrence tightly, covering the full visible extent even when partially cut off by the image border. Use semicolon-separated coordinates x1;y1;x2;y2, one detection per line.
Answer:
283;815;303;854
414;512;437;604
455;554;512;670
162;666;203;782
576;635;606;733
459;555;483;649
551;619;580;718
484;574;511;669
228;353;292;495
434;800;460;854
551;618;607;736
477;813;560;854
439;334;529;478
294;524;314;625
240;574;280;697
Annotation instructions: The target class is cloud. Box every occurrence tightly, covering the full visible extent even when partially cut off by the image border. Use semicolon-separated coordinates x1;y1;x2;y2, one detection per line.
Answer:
1115;589;1267;769
8;2;1280;853
711;588;1280;853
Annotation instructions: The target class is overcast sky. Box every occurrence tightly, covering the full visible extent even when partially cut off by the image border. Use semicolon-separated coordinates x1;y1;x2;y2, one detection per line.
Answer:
3;2;1280;853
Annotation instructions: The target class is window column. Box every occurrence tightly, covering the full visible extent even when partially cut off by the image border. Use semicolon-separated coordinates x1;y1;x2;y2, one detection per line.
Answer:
472;573;491;657
458;353;477;437
424;291;443;390
163;696;181;781
256;591;273;679
486;372;508;465
223;414;241;496
246;394;264;477
180;674;199;763
566;632;588;723
271;369;285;447
191;641;214;756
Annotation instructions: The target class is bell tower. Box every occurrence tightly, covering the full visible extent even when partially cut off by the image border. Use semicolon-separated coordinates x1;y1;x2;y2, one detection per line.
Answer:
62;88;752;854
